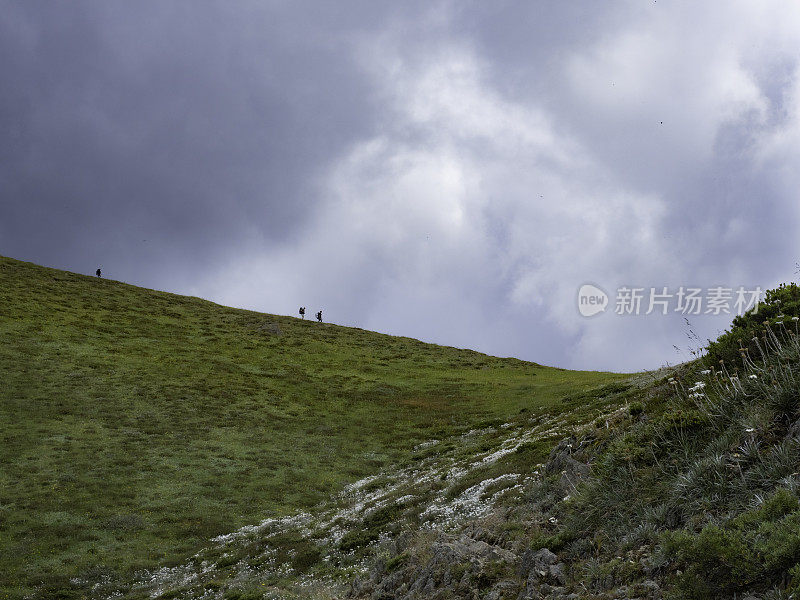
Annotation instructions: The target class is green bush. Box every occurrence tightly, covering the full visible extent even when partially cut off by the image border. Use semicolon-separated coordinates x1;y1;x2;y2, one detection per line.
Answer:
789;564;800;596
663;525;756;598
657;409;710;433
705;283;800;368
338;501;407;553
384;552;408;573
362;502;404;530
758;512;800;574
338;528;379;552
663;489;800;598
214;553;239;569
291;546;322;573
738;488;799;524
223;591;265;600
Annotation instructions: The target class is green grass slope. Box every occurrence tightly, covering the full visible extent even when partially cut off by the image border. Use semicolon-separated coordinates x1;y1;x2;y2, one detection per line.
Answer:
339;297;800;600
0;256;627;598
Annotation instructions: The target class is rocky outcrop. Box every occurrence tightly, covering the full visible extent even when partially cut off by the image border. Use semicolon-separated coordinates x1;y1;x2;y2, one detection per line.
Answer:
349;430;669;600
351;531;518;599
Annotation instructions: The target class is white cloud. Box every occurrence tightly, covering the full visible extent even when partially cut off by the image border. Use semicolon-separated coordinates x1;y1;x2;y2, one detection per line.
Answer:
194;2;800;371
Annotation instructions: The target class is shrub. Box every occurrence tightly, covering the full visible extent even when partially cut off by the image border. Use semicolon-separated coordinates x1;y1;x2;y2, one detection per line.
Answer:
291;546;322;573
789;564;800;596
758;511;800;574
338;528;378;552
662;489;800;598
705;283;800;368
662;525;756;598
744;488;799;523
657;409;710;433
224;591;265;600
384;552;408;573
362;502;404;530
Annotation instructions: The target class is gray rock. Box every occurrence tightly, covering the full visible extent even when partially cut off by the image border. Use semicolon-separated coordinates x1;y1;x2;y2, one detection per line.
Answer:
544;439;590;495
519;547;557;578
548;561;566;585
517;548;569;599
641;579;660;591
360;532;521;599
485;579;519;600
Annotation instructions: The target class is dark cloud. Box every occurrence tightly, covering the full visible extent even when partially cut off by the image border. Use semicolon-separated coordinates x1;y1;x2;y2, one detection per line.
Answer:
0;2;381;284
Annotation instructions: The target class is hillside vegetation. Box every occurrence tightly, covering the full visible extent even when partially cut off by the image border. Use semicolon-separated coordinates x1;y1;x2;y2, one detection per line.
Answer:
88;279;800;600
342;286;800;600
0;256;627;599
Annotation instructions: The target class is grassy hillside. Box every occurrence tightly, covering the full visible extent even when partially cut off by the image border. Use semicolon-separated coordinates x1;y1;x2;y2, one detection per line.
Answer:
336;289;800;600
0;256;627;599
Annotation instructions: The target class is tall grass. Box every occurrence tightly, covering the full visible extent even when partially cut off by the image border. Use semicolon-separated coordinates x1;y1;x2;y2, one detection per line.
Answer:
558;312;800;598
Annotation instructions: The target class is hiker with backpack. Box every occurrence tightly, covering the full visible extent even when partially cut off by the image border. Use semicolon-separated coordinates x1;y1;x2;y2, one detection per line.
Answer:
316;310;322;323
299;307;305;319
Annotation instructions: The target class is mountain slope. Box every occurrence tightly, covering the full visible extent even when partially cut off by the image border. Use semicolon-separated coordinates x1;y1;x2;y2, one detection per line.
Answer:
345;295;800;600
0;256;627;599
85;283;800;600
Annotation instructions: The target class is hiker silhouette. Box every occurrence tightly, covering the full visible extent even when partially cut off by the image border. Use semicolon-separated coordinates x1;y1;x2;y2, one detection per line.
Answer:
96;268;101;277
299;307;305;319
316;310;322;323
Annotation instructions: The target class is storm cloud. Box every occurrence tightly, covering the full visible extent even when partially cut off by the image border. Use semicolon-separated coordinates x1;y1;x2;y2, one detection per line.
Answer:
2;1;800;370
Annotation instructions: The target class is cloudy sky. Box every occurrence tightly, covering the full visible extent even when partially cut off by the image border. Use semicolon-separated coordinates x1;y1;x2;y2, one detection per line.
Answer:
2;1;800;371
